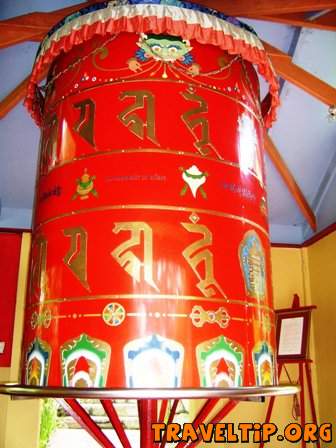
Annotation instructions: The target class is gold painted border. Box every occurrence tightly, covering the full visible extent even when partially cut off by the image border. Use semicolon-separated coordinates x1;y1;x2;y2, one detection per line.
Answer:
27;293;275;313
51;312;273;326
35;204;269;237
41;147;264;186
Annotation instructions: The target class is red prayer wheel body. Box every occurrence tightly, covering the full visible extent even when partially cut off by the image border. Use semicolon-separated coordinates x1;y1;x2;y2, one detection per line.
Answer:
22;2;279;390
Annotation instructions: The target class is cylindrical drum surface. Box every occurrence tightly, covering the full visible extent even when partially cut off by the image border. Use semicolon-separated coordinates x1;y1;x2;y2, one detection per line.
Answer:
22;1;279;389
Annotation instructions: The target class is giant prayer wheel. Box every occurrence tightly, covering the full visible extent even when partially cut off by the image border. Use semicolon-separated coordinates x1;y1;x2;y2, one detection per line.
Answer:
21;0;281;392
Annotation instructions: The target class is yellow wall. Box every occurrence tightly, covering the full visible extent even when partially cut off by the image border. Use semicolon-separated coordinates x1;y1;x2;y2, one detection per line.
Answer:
204;242;330;448
0;231;334;447
0;233;41;448
305;231;336;423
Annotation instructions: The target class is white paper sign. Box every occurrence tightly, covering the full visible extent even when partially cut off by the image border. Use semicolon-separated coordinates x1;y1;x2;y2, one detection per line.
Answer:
0;342;5;354
278;317;304;356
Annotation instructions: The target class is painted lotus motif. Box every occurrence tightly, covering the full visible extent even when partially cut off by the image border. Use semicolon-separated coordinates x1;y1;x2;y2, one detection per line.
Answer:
25;338;51;386
196;335;244;387
60;334;111;388
124;334;184;387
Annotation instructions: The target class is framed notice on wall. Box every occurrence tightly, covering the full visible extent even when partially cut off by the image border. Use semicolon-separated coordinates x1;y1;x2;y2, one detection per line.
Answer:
275;306;314;361
0;232;22;367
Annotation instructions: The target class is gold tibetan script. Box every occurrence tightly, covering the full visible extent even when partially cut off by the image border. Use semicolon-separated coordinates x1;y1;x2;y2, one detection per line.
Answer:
73;99;95;147
182;222;226;298
181;90;221;159
40;114;58;175
29;235;48;302
111;222;159;291
118;90;159;145
63;227;90;290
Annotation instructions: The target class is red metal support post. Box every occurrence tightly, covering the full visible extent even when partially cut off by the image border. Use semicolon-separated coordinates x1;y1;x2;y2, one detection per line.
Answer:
101;400;132;448
176;398;220;448
304;362;321;448
58;398;115;448
299;363;306;448
159;399;168;423
160;399;179;448
138;399;158;448
260;362;284;448
193;399;238;447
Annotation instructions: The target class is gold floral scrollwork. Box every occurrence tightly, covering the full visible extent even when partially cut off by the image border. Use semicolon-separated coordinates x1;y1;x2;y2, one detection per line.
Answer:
30;312;39;329
73;99;96;147
63;227;90;290
181;89;222;159
31;308;52;329
191;305;230;328
111;222;159;291
182;219;226;298
29;235;48;303
118;90;159;145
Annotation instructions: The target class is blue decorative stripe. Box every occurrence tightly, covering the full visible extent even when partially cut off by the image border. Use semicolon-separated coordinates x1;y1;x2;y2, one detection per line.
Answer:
44;0;258;43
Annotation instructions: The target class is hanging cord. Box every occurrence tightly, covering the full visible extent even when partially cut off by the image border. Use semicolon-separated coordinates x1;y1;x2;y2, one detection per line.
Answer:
283;365;301;420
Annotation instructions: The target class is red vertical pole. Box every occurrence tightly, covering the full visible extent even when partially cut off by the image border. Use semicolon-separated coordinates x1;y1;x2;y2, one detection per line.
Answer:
299;362;306;448
138;399;157;448
175;398;219;448
193;400;238;447
305;362;321;448
159;400;168;423
160;399;179;448
260;362;283;448
101;400;132;448
58;398;115;448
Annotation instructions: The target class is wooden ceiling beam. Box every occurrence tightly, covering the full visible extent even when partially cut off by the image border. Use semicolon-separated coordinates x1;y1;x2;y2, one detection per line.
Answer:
263;42;336;106
0;1;94;49
247;12;336;31
0;76;30;119
264;134;317;231
262;42;292;60
190;0;336;16
269;51;336;106
0;26;45;49
0;71;46;120
311;9;336;26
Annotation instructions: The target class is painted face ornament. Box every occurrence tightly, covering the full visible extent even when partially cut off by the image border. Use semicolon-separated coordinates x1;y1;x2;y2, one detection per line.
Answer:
138;33;192;62
128;33;200;76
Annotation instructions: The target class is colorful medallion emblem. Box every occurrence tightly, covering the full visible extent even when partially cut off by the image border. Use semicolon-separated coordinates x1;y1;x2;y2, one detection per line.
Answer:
124;334;184;388
252;342;274;386
25;338;52;386
60;334;111;388
239;230;266;301
102;302;126;326
196;336;244;387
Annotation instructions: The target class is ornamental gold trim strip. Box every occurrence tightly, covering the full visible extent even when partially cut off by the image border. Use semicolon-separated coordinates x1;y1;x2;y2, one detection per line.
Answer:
35;204;269;237
27;294;275;313
51;312;258;324
42;147;263;186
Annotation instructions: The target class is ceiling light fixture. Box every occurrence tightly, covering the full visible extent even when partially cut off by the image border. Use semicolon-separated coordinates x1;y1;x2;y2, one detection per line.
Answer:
328;105;336;122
